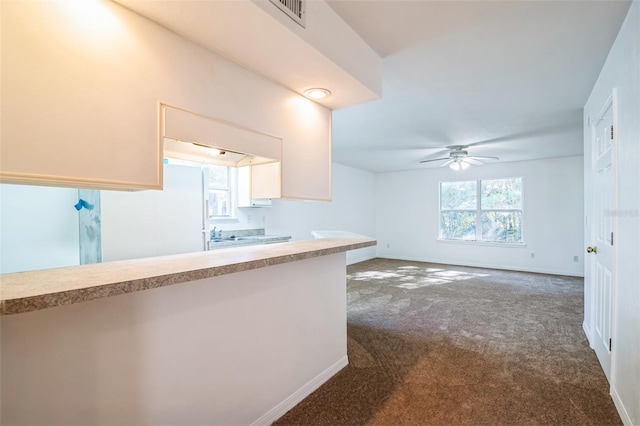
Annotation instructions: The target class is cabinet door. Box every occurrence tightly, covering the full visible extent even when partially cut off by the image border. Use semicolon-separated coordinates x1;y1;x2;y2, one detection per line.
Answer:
237;164;281;207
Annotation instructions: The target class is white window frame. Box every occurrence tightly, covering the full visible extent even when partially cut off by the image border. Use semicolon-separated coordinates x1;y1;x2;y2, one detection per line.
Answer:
207;165;239;223
164;158;239;224
438;177;525;245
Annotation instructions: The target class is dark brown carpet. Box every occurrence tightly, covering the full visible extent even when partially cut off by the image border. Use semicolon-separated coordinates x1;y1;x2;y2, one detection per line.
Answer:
275;258;620;425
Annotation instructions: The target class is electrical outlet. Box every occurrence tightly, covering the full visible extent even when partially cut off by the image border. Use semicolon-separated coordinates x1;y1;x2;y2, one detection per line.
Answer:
573;255;579;262
386;243;390;249
531;252;535;259
247;215;251;223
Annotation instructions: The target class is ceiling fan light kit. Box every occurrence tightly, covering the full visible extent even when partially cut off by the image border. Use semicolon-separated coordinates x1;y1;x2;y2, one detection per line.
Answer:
419;145;499;171
450;159;470;171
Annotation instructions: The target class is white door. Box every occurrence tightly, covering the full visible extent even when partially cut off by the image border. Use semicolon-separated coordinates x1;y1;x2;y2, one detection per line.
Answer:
587;92;616;381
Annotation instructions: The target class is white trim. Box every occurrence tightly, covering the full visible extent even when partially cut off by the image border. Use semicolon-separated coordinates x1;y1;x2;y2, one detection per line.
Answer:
251;356;349;425
437;239;527;248
347;253;377;266
439;177;524;243
377;255;584;277
582;321;594;348
609;87;620;409
611;385;633;426
209;217;240;224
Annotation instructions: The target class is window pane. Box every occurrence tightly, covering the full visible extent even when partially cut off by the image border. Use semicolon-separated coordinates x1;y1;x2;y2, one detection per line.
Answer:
481;211;522;242
440;211;476;240
208;165;228;188
481;178;522;209
441;181;477;210
208;189;230;217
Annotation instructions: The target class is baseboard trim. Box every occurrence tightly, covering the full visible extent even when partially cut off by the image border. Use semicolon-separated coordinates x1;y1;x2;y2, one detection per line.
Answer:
347;254;376;266
611;385;633;425
377;255;584;278
347;247;377;266
582;321;594;348
252;356;349;425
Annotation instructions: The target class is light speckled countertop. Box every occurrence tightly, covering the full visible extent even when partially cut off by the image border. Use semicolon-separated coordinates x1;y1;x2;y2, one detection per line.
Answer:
0;237;376;316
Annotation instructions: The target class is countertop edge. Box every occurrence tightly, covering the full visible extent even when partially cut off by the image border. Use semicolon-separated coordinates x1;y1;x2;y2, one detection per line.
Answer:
0;238;376;316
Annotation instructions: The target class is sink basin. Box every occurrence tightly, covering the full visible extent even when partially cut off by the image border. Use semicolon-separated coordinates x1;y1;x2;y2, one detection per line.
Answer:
208;234;291;250
237;236;275;240
211;236;256;242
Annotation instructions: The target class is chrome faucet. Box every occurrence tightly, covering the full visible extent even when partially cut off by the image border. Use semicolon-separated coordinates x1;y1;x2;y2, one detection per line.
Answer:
211;227;223;239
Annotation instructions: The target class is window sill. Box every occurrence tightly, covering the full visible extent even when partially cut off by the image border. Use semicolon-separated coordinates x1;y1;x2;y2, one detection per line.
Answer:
210;218;240;224
437;239;527;248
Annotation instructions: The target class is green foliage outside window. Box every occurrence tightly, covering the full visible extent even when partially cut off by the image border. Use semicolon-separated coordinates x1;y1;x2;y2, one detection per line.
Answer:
440;178;523;243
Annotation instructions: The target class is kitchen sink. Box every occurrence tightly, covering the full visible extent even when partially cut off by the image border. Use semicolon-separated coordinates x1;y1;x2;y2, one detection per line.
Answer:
211;236;260;242
208;234;291;249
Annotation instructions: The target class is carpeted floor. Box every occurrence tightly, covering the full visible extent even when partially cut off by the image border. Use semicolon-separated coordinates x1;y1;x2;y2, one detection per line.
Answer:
275;258;621;425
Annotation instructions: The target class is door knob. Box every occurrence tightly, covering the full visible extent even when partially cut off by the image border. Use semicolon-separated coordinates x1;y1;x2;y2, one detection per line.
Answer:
587;246;598;254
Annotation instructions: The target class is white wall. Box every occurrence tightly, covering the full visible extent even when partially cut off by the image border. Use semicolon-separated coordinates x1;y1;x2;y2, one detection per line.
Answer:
375;156;584;276
22;162;376;267
228;163;377;265
584;2;640;424
0;184;79;274
1;253;348;425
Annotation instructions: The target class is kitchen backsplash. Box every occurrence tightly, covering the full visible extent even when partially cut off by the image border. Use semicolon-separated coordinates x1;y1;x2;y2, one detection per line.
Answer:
210;228;265;240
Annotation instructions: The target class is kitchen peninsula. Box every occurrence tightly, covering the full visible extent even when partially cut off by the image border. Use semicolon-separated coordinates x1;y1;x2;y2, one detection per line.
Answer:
1;236;375;425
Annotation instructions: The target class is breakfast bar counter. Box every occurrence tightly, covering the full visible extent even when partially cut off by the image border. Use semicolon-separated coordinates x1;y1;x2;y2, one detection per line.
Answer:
1;236;376;425
0;237;375;316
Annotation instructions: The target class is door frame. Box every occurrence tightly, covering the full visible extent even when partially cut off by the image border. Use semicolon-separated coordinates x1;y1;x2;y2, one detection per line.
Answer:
585;88;618;384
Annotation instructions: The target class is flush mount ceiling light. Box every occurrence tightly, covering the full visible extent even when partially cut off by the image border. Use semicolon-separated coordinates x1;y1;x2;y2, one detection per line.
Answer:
304;88;331;100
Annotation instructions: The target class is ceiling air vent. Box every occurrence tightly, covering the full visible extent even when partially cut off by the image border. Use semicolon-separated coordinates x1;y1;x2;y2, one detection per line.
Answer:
269;0;306;28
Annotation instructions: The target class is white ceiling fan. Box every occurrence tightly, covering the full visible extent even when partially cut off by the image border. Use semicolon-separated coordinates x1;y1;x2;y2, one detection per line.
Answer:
420;145;499;171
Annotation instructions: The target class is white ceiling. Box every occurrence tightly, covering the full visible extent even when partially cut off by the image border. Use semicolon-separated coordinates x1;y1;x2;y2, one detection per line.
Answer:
113;0;381;110
115;0;631;173
327;0;631;172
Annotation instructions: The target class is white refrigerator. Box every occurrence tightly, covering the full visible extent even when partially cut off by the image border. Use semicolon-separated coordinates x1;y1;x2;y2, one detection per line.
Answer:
101;164;207;262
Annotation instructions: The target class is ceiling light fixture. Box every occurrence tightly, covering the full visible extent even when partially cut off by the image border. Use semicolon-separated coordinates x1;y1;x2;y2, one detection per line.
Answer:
449;158;470;171
192;142;223;156
304;88;331;100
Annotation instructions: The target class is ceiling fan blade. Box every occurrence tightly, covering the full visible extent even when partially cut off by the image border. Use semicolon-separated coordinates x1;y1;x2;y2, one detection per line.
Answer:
419;157;451;164
464;158;484;165
468;155;499;160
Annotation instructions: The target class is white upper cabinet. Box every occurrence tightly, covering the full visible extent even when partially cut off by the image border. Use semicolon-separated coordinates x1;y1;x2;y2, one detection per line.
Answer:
1;1;332;199
237;163;281;207
251;163;282;200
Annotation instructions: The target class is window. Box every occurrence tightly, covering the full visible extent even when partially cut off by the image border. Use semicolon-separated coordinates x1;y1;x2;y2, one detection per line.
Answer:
164;158;237;221
207;165;234;219
440;177;523;243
